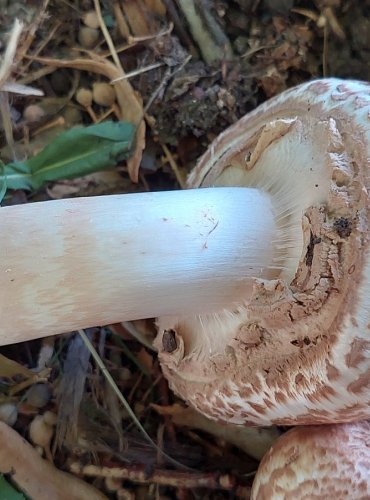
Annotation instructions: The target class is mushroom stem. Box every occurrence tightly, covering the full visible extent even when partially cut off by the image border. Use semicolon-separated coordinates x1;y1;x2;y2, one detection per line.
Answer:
1;187;279;345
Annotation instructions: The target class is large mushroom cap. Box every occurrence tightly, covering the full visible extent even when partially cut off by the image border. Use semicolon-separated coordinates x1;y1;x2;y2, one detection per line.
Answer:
251;422;370;499
155;78;370;425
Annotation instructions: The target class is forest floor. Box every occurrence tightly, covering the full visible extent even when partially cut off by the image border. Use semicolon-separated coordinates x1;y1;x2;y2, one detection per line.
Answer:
0;1;368;498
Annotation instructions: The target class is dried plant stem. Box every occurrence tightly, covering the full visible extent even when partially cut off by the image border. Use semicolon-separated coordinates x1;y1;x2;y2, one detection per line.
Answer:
111;1;131;39
69;461;251;493
161;143;186;188
176;0;233;64
93;0;123;72
78;329;187;470
0;19;23;87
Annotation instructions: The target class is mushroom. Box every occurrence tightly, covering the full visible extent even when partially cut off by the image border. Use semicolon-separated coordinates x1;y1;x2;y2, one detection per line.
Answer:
1;78;370;430
155;77;370;426
251;421;370;498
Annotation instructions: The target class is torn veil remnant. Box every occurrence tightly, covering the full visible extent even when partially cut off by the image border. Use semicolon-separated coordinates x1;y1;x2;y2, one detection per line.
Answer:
155;78;370;426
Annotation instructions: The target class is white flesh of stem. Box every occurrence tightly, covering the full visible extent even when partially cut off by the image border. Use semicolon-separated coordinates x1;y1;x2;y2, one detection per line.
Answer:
0;187;278;344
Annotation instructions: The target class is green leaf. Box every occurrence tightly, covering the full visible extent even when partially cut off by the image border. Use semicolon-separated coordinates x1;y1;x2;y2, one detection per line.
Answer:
0;475;25;500
2;162;29;191
2;121;135;191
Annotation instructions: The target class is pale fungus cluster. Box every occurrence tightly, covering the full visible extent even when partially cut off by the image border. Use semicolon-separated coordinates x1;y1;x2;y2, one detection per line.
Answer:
75;82;118;122
2;78;370;496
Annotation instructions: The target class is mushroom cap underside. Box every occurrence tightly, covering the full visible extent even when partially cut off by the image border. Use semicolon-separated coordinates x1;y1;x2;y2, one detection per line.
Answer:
155;78;370;425
251;422;370;499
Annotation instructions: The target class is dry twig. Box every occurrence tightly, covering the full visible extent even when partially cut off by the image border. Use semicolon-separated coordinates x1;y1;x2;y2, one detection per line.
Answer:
69;461;251;494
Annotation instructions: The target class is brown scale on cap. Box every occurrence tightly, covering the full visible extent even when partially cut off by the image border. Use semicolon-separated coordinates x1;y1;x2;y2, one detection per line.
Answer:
155;78;370;426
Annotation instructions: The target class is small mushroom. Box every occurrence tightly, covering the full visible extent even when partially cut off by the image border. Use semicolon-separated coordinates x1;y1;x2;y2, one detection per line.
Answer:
75;88;93;109
78;26;100;49
92;82;116;107
1;79;370;429
29;411;57;461
23;104;45;123
251;422;370;498
75;87;98;122
92;82;121;118
82;11;100;29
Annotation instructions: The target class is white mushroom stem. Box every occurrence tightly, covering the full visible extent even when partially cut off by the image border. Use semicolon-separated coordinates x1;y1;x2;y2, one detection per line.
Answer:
0;187;280;345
